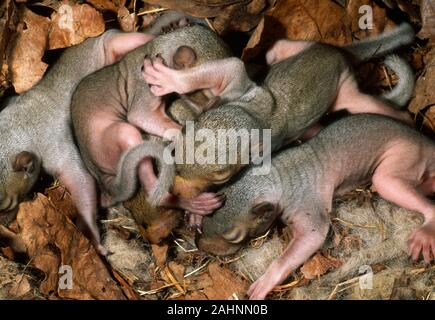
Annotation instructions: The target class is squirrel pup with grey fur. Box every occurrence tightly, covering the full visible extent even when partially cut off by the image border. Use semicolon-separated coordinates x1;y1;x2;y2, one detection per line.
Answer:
198;114;435;299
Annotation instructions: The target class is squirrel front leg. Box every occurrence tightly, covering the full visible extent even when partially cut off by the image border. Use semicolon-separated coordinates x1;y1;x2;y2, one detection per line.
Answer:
247;211;329;300
142;56;256;103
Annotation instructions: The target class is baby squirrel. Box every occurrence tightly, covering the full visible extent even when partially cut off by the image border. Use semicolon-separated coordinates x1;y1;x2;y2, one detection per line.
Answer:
0;12;192;255
198;114;435;299
71;25;232;221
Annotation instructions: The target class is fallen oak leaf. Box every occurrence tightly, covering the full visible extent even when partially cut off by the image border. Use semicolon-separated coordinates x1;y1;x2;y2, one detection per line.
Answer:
16;193;126;300
418;0;435;42
202;262;249;300
117;6;137;32
45;184;77;221
85;0;125;13
151;243;169;268
9;7;49;93
0;0;15;71
409;47;435;131
49;3;105;50
300;252;342;280
242;0;395;62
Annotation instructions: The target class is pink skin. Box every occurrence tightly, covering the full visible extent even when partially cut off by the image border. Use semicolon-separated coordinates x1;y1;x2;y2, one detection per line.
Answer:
371;156;435;263
247;146;435;299
57;166;107;255
142;56;240;98
89;33;224;216
104;33;157;65
265;40;313;65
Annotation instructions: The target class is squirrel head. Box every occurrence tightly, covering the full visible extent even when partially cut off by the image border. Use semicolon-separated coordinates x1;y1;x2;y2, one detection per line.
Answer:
0;151;41;213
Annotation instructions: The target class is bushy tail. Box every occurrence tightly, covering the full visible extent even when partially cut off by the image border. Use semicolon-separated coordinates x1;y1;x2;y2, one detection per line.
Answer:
381;54;415;108
108;140;175;207
344;23;415;63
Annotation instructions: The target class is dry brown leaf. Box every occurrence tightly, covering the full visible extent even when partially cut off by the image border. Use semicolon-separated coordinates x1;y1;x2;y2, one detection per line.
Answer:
242;0;394;62
0;0;14;72
409;47;435;130
16;193;125;300
49;3;105;50
190;271;214;291
151;244;169;268
86;0;125;13
9;7;49;93
117;6;137;32
142;0;266;33
202;262;249;299
212;0;266;34
300;252;342;279
142;0;248;18
168;261;185;284
45;185;77;221
418;0;435;41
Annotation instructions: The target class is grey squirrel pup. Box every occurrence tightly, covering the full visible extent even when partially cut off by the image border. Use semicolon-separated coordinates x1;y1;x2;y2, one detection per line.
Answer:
70;24;231;217
0;12;193;255
197;114;435;299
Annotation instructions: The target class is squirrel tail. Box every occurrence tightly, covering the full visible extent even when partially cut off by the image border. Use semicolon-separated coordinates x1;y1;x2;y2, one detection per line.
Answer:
106;140;175;207
380;54;415;108
343;23;415;62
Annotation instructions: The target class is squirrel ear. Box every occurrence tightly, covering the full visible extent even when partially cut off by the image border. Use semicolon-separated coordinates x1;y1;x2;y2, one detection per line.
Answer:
251;202;277;220
11;151;36;173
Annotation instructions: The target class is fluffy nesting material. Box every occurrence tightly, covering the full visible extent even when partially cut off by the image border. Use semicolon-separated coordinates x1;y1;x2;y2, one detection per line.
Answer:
288;264;434;300
322;197;424;284
102;206;154;286
99;195;432;300
284;197;433;300
231;237;284;281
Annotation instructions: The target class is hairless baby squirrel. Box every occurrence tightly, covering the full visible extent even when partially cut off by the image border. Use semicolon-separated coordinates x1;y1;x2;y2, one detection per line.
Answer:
136;23;415;222
0;12;193;255
71;24;232;219
197;113;435;300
